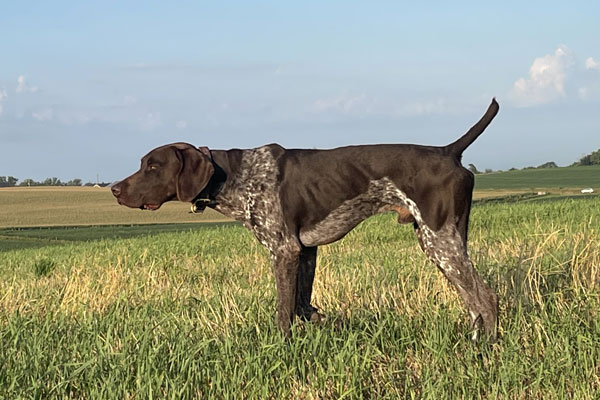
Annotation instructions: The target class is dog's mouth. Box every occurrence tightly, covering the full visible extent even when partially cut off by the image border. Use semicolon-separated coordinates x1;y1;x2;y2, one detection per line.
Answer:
140;204;161;211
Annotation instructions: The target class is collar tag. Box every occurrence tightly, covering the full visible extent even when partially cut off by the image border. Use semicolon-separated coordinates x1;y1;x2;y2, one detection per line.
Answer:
191;198;217;214
191;198;210;213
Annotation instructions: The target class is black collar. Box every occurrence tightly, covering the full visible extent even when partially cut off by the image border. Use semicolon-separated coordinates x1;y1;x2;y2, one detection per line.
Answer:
191;150;227;214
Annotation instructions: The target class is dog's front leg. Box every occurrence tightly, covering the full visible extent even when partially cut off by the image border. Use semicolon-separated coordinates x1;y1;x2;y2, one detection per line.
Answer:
296;246;322;322
271;242;302;337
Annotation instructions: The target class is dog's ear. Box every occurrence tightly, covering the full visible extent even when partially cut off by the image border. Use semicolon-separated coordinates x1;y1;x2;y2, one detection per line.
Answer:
174;147;215;202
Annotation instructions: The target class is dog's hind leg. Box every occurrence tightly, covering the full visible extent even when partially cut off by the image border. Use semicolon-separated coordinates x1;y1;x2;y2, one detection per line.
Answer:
415;223;498;341
295;246;323;322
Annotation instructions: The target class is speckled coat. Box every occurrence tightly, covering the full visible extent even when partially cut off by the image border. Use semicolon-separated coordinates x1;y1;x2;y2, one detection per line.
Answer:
113;99;501;341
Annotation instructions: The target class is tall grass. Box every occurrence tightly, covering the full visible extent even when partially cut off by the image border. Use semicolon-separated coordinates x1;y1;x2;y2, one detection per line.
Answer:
1;198;599;398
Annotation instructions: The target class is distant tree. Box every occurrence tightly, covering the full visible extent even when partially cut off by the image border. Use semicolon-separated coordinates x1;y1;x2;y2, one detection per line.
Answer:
43;177;62;186
537;161;558;169
19;178;36;186
509;167;518;171
484;168;493;174
574;149;600;166
0;176;18;187
66;178;82;186
467;163;480;174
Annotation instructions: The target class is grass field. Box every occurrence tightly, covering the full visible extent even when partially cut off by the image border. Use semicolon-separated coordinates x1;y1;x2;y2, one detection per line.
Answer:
0;222;238;252
1;181;595;229
474;165;600;190
1;187;599;397
0;187;229;228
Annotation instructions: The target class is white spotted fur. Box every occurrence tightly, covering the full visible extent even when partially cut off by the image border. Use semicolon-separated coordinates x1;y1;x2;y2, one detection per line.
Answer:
215;150;467;278
214;146;300;257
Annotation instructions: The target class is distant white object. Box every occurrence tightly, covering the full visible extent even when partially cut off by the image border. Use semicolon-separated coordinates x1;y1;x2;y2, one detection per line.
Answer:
581;188;594;194
537;191;547;195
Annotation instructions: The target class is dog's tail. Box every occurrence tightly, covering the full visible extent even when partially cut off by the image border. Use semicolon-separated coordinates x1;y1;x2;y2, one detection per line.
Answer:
445;98;499;157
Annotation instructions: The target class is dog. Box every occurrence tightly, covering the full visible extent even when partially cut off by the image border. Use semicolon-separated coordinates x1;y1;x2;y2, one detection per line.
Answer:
111;99;500;340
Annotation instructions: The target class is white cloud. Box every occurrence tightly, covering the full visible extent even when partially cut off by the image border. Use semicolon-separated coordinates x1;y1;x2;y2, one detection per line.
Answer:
32;108;54;121
0;89;7;115
58;112;91;126
16;75;39;93
510;45;574;107
16;76;26;93
585;57;600;70
311;93;467;119
313;93;368;114
122;95;138;106
139;112;161;130
395;98;453;117
175;120;187;129
578;56;600;100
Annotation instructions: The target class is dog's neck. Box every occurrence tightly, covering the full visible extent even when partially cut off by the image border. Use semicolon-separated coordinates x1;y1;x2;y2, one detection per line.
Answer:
203;148;254;221
191;149;228;211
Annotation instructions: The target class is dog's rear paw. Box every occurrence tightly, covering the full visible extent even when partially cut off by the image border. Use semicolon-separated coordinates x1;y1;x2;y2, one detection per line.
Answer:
296;305;324;323
309;311;325;323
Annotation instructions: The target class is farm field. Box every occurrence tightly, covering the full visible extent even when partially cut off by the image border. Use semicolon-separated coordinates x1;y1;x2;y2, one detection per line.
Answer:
0;187;229;228
474;165;600;190
2;177;597;229
0;189;599;397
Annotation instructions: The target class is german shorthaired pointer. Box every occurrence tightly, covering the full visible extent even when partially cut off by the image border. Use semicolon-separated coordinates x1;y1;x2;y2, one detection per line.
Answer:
112;99;500;341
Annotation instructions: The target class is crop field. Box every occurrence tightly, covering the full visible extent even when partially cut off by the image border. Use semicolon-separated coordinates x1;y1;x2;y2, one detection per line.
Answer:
0;187;229;228
474;165;600;190
1;189;599;398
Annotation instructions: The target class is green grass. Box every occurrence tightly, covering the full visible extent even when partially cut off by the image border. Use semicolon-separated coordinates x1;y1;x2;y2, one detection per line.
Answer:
0;222;238;252
473;192;600;205
1;197;599;398
474;165;600;190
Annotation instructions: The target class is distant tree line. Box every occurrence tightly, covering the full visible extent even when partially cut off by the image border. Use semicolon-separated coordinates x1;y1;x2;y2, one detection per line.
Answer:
470;160;560;174
572;148;600;166
520;161;558;171
0;176;111;187
468;148;600;174
0;176;19;187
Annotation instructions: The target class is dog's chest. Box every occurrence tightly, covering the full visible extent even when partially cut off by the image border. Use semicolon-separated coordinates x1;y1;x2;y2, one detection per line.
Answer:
215;146;290;252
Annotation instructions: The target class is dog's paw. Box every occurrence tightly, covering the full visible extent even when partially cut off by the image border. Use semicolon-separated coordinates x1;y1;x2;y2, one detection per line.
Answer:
309;311;325;323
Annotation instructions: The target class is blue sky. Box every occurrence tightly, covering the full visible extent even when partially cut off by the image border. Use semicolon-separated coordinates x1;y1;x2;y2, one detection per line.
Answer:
1;1;599;182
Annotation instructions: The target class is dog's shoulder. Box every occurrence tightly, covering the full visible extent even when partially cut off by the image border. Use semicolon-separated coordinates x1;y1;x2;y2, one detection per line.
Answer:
261;143;286;156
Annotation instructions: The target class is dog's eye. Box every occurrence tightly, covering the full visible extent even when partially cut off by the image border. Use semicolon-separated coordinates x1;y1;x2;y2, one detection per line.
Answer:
148;164;159;170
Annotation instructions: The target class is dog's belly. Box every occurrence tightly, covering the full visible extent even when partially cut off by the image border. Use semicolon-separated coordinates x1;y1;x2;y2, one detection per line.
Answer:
299;178;415;247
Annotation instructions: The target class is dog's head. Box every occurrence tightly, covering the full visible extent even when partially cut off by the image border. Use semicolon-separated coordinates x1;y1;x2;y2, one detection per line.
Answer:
111;142;214;210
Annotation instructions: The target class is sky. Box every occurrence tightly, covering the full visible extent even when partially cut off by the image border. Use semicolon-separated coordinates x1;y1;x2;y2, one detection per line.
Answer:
1;1;599;183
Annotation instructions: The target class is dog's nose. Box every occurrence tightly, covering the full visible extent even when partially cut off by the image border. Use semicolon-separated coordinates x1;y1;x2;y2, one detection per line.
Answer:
111;183;122;197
